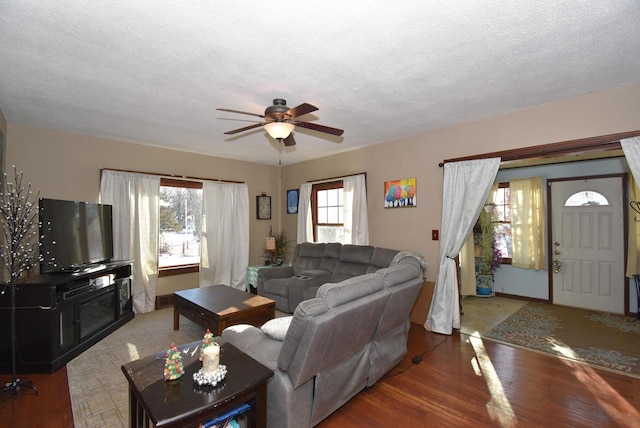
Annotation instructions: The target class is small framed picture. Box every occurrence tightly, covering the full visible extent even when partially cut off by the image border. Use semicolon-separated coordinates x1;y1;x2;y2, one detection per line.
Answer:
287;189;299;214
257;194;271;220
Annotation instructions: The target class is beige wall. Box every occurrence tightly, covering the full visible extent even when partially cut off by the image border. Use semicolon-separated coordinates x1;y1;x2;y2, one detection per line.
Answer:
0;108;6;136
282;83;640;281
4;82;640;291
5;125;281;294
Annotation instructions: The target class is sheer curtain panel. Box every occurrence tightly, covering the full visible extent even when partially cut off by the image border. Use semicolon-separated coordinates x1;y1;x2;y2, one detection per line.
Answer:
426;158;500;334
297;183;313;243
100;170;160;313
199;182;249;290
343;174;369;245
622;137;640;278
510;176;545;269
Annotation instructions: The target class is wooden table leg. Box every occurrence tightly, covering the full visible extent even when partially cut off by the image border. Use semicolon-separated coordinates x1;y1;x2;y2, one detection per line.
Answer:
255;381;268;428
173;304;180;330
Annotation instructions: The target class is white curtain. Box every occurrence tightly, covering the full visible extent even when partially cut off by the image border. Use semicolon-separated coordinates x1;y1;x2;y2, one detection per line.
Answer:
297;183;313;243
343;174;369;245
621;137;640;278
99;170;160;313
510;177;545;269
622;137;640;183
426;158;500;334
199;182;249;290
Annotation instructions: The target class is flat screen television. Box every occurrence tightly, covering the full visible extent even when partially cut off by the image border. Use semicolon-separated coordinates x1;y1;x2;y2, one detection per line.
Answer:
39;198;114;274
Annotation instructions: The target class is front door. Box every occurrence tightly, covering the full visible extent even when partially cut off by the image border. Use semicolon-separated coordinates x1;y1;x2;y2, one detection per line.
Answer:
549;176;625;314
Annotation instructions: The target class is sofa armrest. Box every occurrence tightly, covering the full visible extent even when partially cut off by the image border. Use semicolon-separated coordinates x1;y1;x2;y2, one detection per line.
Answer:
287;274;333;313
221;324;283;370
257;265;294;291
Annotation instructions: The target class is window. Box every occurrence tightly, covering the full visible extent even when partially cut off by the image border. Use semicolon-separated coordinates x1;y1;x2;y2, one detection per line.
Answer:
158;178;203;276
492;183;512;263
312;181;344;243
565;190;609;206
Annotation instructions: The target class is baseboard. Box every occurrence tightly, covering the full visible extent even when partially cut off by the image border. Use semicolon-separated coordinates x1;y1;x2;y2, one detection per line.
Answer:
155;294;175;310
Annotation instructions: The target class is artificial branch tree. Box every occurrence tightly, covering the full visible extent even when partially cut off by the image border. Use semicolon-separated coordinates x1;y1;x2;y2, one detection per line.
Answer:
0;166;41;397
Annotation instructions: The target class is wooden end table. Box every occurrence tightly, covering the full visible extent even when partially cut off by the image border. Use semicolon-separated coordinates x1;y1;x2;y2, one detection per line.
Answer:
121;340;273;428
173;285;275;334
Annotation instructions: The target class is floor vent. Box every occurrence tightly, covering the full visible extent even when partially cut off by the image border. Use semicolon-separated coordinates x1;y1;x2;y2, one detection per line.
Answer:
155;294;175;310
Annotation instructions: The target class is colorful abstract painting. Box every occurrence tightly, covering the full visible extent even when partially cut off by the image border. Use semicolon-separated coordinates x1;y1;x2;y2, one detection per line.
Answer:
384;177;416;208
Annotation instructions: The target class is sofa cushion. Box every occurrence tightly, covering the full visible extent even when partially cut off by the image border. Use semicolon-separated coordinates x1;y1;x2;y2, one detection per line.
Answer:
368;247;400;272
293;243;326;275
377;263;421;288
317;273;383;308
278;298;330;374
261;316;293;341
298;269;332;279
331;245;375;282
318;242;341;272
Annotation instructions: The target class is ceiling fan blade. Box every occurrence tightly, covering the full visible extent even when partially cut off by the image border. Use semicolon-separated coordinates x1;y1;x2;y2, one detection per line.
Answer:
295;121;344;136
217;108;265;118
224;123;264;135
283;133;296;146
286;103;318;119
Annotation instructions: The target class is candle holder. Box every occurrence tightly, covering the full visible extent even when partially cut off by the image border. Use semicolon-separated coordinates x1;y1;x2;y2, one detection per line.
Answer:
194;342;226;386
193;365;227;387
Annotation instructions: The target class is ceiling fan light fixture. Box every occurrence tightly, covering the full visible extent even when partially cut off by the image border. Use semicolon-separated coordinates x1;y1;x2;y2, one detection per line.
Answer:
264;122;295;140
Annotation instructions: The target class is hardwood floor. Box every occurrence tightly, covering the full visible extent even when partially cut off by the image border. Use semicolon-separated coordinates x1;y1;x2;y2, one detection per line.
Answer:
2;324;639;427
0;368;73;428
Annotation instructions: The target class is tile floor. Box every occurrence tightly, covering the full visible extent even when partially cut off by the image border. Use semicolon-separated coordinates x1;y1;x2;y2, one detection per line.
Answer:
459;295;527;336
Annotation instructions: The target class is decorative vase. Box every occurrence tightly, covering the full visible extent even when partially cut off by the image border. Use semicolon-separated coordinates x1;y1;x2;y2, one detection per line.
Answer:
476;274;493;296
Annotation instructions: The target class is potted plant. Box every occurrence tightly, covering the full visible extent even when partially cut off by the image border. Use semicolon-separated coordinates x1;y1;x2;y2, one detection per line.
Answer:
274;230;288;265
477;208;502;295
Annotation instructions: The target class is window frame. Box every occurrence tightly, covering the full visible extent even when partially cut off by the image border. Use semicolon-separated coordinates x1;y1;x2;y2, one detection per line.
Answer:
158;177;202;277
311;180;344;242
493;182;512;265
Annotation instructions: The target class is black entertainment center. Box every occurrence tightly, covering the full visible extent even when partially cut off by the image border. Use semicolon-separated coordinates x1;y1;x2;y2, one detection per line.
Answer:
0;261;133;373
1;197;133;373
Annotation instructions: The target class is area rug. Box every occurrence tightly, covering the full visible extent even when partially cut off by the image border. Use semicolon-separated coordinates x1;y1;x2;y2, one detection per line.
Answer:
482;302;640;378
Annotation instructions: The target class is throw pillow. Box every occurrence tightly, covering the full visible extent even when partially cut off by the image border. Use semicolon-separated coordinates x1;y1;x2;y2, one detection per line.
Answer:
261;316;293;341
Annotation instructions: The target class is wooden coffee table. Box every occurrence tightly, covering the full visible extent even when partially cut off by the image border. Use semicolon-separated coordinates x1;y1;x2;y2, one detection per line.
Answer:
174;285;275;334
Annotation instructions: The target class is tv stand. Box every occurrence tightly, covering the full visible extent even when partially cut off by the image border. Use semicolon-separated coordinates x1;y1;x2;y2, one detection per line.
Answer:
0;261;133;373
71;263;107;276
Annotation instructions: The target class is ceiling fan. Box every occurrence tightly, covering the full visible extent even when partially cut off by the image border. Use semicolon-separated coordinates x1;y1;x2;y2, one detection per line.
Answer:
217;98;344;146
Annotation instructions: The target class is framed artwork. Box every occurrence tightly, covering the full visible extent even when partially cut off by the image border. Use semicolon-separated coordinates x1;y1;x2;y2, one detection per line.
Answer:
287;189;299;214
257;194;271;220
384;177;417;208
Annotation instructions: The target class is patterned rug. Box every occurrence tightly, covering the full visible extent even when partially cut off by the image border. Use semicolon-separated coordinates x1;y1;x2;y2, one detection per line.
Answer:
483;302;640;378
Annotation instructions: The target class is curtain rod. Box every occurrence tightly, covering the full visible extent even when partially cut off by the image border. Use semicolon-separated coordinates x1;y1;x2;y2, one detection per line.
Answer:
100;168;244;184
306;172;367;184
437;130;640;167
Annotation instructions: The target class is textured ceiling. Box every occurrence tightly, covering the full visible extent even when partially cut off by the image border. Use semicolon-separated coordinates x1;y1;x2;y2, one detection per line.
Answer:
1;1;639;166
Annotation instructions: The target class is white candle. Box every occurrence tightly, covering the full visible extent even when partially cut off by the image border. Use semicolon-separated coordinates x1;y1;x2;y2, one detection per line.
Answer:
202;344;219;375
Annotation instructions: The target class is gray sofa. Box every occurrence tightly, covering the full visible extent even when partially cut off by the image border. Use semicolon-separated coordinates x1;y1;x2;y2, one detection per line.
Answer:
222;252;424;427
257;243;402;313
